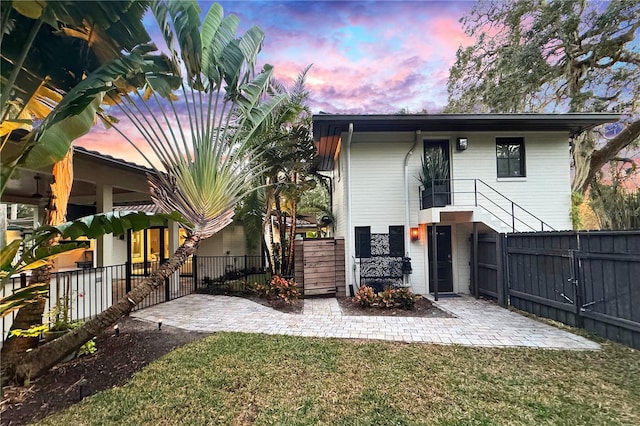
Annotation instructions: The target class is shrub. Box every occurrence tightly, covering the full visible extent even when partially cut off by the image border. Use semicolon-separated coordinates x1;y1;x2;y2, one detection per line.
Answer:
352;286;418;310
377;287;395;308
353;285;376;307
393;287;418;309
251;276;300;304
269;275;300;305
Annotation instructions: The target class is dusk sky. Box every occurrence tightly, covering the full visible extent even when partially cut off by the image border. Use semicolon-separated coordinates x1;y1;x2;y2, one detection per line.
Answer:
76;1;475;163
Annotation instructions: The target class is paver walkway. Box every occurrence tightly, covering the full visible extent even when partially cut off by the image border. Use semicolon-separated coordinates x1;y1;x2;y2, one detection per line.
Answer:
131;294;600;350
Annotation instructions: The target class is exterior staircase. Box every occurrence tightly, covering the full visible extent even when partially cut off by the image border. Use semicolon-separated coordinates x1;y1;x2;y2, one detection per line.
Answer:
419;178;555;233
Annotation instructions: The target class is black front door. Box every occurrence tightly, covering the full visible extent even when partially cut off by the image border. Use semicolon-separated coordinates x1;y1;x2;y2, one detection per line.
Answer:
427;225;454;292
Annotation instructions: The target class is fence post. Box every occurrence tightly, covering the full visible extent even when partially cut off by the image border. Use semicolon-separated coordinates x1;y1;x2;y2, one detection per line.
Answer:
192;255;198;292
125;261;132;293
496;233;507;308
20;273;27;288
165;275;170;301
572;249;584;328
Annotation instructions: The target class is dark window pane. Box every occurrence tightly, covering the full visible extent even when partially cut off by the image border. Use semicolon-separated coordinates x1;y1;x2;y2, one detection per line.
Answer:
508;144;520;158
496;144;508;158
355;226;371;258
509;160;521;176
389;226;405;257
496;138;525;177
497;159;509;176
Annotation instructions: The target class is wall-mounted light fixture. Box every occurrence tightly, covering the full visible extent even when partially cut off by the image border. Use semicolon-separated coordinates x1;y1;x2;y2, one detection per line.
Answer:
410;227;420;242
456;137;468;151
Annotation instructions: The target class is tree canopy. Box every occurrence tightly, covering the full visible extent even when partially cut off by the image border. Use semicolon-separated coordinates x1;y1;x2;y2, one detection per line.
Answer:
446;0;640;193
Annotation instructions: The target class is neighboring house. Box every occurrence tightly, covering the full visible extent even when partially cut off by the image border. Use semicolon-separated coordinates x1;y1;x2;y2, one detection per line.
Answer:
1;146;255;270
312;113;619;296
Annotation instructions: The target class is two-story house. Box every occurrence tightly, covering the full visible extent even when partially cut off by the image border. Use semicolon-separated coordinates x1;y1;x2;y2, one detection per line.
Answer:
312;113;618;296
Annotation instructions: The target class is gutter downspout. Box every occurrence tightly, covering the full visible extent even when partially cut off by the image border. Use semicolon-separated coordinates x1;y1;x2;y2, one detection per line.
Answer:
403;130;421;285
345;123;355;292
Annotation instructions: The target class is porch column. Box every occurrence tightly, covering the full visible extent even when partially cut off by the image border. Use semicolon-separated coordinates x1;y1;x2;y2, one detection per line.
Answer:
96;184;113;266
431;224;439;301
472;222;479;298
168;220;181;292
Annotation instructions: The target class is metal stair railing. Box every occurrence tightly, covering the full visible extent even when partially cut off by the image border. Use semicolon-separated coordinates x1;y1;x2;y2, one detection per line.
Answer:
419;179;555;232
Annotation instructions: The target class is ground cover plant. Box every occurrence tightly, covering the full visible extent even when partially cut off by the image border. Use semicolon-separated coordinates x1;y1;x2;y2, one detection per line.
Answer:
27;331;640;425
353;285;419;309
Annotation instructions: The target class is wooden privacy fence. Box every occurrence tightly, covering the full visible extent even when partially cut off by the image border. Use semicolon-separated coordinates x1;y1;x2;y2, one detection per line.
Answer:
473;231;640;350
294;238;346;296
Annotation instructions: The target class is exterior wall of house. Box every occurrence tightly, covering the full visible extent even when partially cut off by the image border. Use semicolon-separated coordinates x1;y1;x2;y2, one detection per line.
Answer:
112;235;128;265
454;222;472;294
447;131;572;231
197;225;251;257
334;129;572;295
348;132;427;293
332;149;347;240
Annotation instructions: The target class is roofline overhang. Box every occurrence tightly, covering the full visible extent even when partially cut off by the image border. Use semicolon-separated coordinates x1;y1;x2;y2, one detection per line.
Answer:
312;113;621;171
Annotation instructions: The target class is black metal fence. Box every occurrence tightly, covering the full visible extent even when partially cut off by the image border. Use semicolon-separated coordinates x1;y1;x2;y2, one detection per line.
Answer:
473;230;640;350
2;255;267;342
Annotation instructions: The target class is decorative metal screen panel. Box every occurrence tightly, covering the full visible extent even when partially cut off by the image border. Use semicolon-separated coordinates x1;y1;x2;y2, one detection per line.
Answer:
359;233;403;290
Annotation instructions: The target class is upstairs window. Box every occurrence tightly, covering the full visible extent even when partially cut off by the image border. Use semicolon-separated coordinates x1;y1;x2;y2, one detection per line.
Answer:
496;138;525;177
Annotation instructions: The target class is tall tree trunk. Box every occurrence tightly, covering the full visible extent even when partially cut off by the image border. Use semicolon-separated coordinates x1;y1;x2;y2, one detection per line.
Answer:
572;120;640;194
571;131;597;194
262;185;276;275
7;233;203;384
274;192;285;275
2;151;74;357
285;173;298;277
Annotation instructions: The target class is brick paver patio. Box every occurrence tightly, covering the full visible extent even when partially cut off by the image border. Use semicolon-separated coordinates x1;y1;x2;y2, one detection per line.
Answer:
131;294;600;350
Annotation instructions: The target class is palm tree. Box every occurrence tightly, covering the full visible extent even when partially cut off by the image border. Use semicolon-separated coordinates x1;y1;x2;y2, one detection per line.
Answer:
247;67;315;275
8;1;285;383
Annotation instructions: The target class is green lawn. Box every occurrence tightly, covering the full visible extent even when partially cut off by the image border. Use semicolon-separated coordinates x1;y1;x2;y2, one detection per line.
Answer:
38;333;640;425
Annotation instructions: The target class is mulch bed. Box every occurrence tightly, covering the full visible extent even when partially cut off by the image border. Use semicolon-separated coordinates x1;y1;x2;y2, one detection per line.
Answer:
1;295;446;425
336;296;453;318
0;318;209;426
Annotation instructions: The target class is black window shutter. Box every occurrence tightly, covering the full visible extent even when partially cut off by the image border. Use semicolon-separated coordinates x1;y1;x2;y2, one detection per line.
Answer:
389;226;405;256
355;226;371;258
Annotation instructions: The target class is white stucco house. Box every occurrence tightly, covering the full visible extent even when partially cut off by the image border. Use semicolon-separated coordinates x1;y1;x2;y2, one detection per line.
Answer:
312;113;619;296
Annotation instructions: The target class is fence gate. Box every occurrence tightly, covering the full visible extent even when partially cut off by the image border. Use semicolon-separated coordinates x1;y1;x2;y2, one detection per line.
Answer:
505;231;640;350
294;238;346;296
506;232;580;326
471;232;507;307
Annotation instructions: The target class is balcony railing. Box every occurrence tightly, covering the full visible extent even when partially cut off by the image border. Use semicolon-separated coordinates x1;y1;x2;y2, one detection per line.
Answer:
419;178;554;232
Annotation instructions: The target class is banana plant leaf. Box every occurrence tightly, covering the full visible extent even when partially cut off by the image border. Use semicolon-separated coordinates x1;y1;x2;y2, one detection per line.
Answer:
1;45;173;195
0;282;49;318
